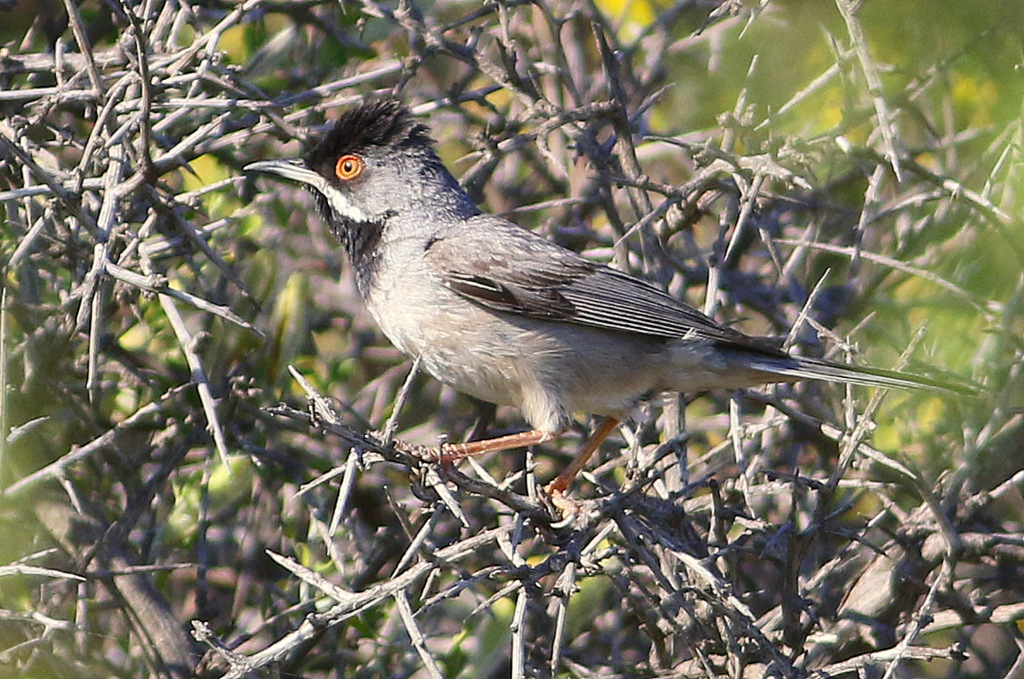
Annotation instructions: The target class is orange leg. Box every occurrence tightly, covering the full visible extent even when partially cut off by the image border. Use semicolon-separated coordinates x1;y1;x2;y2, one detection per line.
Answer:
408;417;620;503
545;417;620;494
420;429;559;462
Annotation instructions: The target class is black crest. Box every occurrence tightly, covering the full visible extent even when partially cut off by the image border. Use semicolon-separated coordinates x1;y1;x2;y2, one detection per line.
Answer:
305;98;432;168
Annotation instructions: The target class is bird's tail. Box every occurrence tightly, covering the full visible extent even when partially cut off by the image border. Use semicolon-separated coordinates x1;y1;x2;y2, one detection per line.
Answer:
743;354;979;396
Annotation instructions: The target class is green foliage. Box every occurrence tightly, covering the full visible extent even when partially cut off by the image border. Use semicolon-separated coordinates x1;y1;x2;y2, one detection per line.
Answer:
0;0;1021;678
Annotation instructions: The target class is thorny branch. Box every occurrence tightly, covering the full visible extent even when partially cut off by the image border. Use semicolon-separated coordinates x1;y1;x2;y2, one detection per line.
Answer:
0;1;1020;678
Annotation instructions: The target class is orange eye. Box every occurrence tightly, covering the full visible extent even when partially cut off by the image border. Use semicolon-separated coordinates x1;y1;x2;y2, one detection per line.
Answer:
335;154;363;181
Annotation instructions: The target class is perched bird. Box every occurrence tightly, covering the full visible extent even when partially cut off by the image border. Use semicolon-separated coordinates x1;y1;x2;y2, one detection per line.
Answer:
246;98;971;498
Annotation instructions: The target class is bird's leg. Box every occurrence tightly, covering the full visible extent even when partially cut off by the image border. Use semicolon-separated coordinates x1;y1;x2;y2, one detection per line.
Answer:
466;401;497;442
416;429;560;463
545;416;620;495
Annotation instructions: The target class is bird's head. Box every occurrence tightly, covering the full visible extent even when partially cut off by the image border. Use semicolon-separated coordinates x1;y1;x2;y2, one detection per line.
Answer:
245;98;477;251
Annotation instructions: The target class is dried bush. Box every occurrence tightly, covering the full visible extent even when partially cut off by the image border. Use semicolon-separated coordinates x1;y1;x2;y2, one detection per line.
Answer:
1;1;1022;678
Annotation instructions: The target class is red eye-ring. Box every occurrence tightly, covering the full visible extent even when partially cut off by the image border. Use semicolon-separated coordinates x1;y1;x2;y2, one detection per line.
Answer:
335;154;363;181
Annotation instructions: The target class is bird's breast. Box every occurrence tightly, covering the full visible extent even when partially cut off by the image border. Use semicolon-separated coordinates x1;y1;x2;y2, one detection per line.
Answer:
362;269;687;432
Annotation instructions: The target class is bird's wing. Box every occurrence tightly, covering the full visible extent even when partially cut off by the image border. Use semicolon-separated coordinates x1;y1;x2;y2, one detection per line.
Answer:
423;217;980;394
423;216;782;352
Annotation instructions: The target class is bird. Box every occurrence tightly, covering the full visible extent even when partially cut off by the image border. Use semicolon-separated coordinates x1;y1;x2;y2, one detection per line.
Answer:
245;97;973;500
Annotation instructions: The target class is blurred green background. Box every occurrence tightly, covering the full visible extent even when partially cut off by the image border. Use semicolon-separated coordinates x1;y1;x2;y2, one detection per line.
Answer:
1;0;1022;677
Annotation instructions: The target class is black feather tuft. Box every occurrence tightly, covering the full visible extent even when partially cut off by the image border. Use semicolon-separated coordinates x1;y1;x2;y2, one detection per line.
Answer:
305;97;431;168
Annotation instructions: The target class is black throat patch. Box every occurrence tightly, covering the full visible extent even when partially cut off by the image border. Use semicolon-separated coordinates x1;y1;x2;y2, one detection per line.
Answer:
314;191;391;295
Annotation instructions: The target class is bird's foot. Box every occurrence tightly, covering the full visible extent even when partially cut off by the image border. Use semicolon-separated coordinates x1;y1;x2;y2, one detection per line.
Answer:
543;483;582;519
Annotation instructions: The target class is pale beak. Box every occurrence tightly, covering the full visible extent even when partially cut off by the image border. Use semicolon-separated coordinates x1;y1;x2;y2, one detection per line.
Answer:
244;159;323;188
245;159;370;223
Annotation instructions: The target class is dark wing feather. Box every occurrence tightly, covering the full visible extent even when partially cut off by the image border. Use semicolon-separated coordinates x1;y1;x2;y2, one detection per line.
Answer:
560;267;760;346
443;272;576;319
425;216;784;355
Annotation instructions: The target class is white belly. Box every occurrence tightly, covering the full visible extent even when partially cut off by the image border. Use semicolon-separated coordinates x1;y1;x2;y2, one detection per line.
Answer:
361;250;752;433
